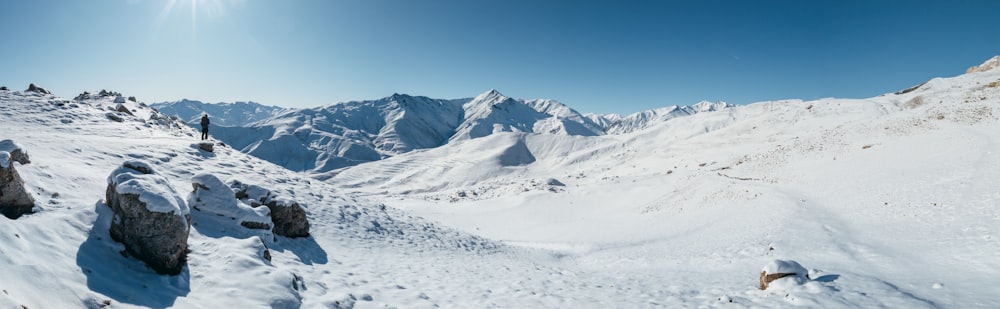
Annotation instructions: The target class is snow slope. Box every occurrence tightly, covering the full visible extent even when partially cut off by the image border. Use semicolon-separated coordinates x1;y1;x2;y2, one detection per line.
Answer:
329;57;1000;307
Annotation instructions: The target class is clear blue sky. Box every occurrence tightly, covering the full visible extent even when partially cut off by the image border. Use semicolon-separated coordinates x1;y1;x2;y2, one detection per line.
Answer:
1;1;998;115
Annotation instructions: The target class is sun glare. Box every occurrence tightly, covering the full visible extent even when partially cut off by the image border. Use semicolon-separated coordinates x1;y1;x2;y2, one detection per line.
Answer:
157;0;234;33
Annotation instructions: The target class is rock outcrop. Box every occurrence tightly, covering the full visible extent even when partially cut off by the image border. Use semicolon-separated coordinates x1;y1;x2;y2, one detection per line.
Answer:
230;180;310;238
0;86;8;91
967;55;1000;74
0;151;35;219
0;140;30;165
188;173;272;231
106;161;191;275
26;83;50;94
759;259;808;290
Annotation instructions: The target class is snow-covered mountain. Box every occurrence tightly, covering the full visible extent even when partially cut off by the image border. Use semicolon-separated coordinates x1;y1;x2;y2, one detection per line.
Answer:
588;100;734;134
150;99;286;127
154;89;726;173
2;55;1000;308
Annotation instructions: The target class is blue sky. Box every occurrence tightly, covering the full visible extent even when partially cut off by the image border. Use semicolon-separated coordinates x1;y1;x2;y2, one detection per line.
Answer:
1;1;998;115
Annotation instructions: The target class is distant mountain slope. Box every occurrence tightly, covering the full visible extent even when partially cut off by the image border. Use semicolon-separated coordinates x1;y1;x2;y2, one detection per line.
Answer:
154;89;732;173
587;100;733;134
151;99;286;127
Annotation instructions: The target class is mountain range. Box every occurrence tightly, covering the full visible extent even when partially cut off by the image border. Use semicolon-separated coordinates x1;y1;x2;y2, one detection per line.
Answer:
152;90;732;173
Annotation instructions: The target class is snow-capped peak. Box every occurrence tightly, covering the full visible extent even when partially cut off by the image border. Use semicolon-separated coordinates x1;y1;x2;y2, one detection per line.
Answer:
473;89;509;105
966;55;1000;74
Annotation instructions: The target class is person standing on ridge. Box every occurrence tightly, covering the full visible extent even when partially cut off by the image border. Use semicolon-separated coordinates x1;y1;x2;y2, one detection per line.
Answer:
200;114;210;140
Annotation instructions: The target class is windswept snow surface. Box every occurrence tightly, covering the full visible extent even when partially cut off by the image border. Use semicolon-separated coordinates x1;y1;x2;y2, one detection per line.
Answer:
2;57;1000;308
329;61;1000;307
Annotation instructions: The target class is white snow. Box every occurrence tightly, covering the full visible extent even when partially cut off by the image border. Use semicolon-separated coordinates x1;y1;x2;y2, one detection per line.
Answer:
1;56;999;308
108;161;190;217
188;173;271;228
0;151;9;168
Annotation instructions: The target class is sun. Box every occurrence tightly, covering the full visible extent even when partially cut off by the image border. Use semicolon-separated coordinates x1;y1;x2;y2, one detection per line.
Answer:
157;0;234;32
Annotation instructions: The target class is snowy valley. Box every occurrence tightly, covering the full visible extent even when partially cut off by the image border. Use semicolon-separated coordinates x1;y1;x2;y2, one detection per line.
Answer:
1;56;999;308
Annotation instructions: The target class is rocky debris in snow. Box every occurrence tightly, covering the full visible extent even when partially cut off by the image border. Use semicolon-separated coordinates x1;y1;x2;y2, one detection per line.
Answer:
105;161;191;275
188;173;272;231
0;151;35;219
198;142;214;152
26;83;50;94
254;236;271;262
230;180;310;237
114;104;134;116
0;140;30;165
967;55;1000;74
74;91;92;101
106;112;124;122
759;259;808;290
0;86;8;91
128;96;137;102
114;96;126;104
545;178;565;186
98;89;121;97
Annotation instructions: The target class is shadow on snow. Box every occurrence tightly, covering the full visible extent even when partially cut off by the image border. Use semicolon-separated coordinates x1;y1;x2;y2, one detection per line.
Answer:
76;201;190;308
189;208;328;265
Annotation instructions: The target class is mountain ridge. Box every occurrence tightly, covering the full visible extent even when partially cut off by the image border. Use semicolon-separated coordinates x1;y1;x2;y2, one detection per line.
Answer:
153;89;729;173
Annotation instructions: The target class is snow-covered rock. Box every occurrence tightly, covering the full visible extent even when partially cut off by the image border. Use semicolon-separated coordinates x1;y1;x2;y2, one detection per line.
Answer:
189;173;273;231
105;161;191;275
0;151;34;219
229;180;309;237
759;260;808;290
0;139;30;164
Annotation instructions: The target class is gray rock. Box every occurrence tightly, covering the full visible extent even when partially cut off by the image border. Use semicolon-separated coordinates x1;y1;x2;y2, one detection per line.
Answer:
197;142;214;152
128;96;137;102
26;83;50;94
0;86;8;91
266;199;310;237
0;151;35;219
106;161;191;275
0;140;30;165
115;104;134;116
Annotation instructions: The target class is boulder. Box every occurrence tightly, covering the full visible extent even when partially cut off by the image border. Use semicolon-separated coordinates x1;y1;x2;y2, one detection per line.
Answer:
128;96;137;102
188;173;272;231
230;180;310;238
0;140;30;165
0;86;8;91
759;259;808;290
26;83;50;94
106;161;191;275
0;152;35;219
265;199;310;237
115;104;134;116
197;142;214;152
114;95;126;104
